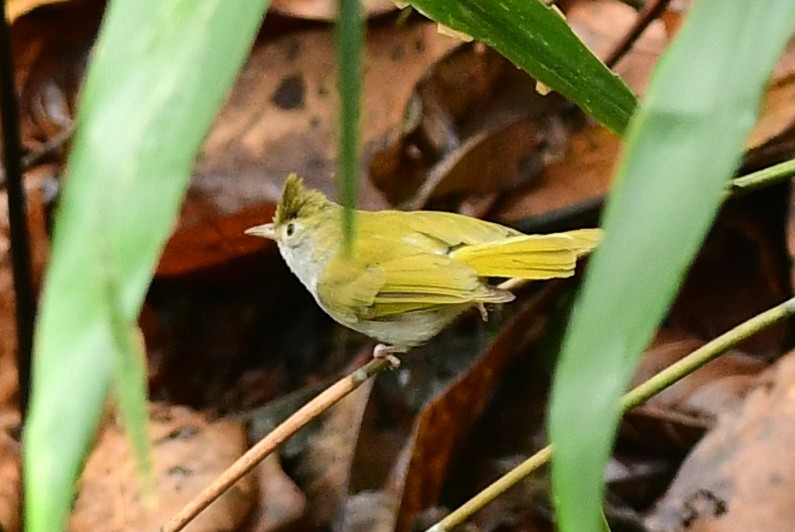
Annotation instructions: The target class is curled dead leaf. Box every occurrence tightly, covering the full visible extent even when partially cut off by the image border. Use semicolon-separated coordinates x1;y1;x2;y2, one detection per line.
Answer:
70;404;253;531
646;351;795;531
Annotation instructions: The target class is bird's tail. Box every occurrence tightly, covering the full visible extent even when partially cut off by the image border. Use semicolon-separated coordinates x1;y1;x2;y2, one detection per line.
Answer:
451;228;601;280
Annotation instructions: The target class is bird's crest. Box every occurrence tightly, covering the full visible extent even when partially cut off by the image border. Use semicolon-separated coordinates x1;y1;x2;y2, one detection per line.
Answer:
275;174;329;225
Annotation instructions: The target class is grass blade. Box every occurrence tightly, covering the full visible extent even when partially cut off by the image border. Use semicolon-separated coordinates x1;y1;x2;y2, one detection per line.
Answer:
24;1;270;530
336;0;364;253
548;3;795;531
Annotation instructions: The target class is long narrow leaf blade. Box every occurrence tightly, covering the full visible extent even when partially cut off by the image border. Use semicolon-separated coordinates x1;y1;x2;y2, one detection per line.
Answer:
336;0;363;253
24;1;270;530
407;0;637;134
549;3;795;531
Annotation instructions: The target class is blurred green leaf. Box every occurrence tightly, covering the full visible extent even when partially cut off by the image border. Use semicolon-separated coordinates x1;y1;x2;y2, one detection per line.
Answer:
336;0;363;254
407;0;637;134
24;1;269;530
548;3;795;531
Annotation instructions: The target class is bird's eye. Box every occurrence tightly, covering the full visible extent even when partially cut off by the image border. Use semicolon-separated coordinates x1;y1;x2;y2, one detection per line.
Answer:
286;222;295;237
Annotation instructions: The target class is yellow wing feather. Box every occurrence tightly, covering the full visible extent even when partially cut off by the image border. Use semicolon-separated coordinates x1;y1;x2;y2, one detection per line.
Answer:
375;254;512;302
316;259;385;323
357;210;520;250
316;252;514;321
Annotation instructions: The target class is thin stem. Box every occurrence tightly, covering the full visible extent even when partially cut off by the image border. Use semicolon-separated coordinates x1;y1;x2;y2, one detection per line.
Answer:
428;296;795;531
426;446;554;532
0;0;35;419
509;156;795;236
336;0;363;257
163;357;390;532
726;157;795;198
621;296;795;410
604;0;673;69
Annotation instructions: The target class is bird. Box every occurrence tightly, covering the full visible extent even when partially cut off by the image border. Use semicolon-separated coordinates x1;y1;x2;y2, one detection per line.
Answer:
246;174;600;363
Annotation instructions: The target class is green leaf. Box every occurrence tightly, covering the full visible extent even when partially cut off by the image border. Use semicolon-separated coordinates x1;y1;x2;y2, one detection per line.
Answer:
406;0;637;134
336;0;364;254
548;3;795;532
23;1;270;530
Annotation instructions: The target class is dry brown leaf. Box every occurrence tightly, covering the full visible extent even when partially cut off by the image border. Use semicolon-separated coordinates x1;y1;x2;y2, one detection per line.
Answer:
567;0;668;95
388;285;563;531
622;328;765;453
0;170;52;411
252;454;307;532
746;38;795;156
339;491;397;532
269;0;396;20
11;1;95;154
6;0;67;23
671;202;791;359
70;403;253;531
748;73;795;151
646;350;795;531
369;43;570;208
493;124;617;224
296;369;374;528
631;329;764;418
0;428;20;532
405;114;550;211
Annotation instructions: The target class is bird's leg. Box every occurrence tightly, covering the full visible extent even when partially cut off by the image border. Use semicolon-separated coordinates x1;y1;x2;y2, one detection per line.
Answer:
476;302;489;322
373;344;402;369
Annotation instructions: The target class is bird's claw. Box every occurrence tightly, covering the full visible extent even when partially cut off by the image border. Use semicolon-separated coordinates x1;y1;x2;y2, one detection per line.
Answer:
477;302;489;322
373;344;401;369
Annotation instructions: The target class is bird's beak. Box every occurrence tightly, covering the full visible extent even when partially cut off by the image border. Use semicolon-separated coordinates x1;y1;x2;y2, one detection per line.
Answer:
245;223;276;240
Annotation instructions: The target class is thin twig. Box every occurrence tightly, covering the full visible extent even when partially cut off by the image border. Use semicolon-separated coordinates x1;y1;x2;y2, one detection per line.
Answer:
163;356;391;532
725;157;795;199
620;297;795;410
428;296;795;531
604;0;673;69
508;154;795;237
20;125;74;172
0;0;36;419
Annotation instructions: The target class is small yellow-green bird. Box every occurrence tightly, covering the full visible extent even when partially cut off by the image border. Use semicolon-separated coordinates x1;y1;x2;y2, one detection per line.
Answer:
246;174;600;360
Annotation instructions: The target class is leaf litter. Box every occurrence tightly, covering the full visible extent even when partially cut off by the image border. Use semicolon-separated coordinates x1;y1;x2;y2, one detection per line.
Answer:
5;0;795;530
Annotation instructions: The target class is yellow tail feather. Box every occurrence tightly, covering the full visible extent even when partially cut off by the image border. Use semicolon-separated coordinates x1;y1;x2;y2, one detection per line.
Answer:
451;229;601;280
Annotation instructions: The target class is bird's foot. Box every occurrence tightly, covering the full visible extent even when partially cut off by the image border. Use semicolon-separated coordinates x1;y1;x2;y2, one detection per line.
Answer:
373;344;402;369
477;302;489;322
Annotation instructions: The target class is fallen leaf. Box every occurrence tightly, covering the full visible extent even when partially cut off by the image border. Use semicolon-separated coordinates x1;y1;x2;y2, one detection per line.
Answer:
671;199;791;359
269;0;396;20
645;350;795;531
0;428;20;532
622;328;765;454
252;454;307;532
493;123;617;225
631;328;764;419
567;0;668;95
389;284;565;531
70;403;254;531
295;357;375;528
369;43;570;208
7;0;68;23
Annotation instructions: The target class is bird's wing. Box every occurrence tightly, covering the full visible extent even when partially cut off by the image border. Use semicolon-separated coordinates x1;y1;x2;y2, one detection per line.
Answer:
356;209;519;251
317;253;513;321
371;253;513;318
316;210;524;322
316;259;386;323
